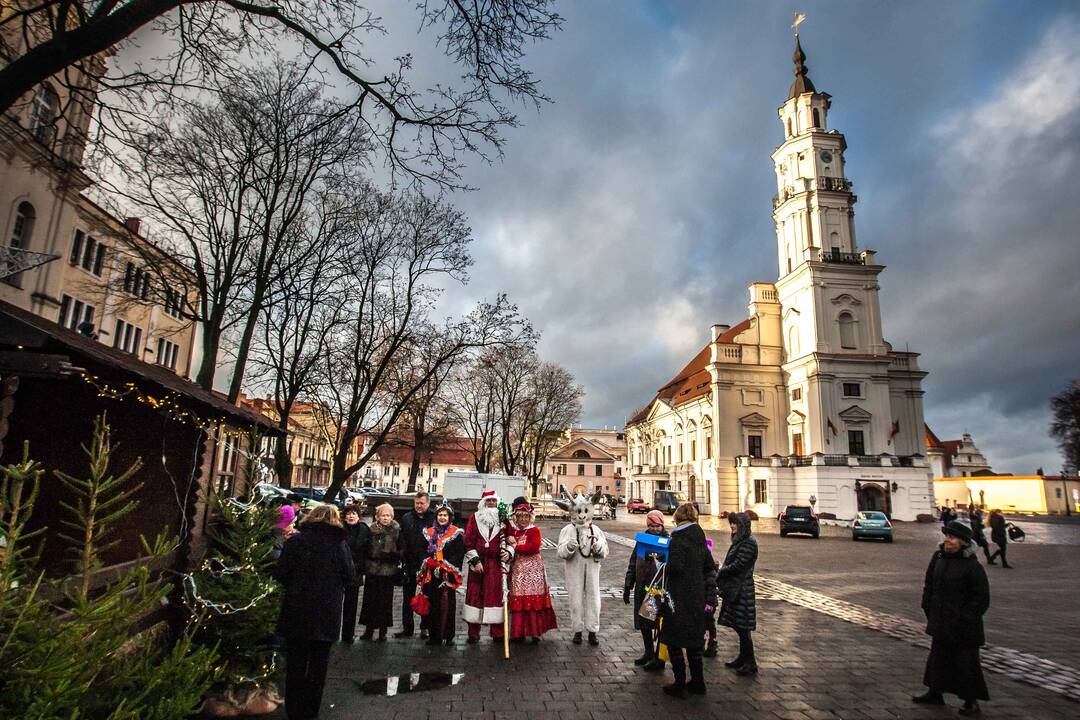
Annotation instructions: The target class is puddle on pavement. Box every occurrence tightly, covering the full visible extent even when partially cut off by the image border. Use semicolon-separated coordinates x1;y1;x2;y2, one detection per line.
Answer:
358;672;465;696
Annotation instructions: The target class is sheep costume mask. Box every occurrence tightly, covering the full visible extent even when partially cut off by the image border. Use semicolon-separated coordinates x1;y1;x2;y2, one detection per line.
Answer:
555;488;609;636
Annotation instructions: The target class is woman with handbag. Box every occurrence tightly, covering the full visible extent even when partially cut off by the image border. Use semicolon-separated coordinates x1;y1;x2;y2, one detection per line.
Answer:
623;510;668;672
659;503;715;698
359;503;401;641
717;511;758;675
341;505;370;643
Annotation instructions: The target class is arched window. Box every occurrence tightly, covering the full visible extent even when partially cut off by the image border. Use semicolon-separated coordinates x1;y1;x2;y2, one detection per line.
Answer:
29;84;60;145
812;107;821;128
788;326;799;359
830;231;841;256
9;202;35;250
571;449;590;459
838;312;857;349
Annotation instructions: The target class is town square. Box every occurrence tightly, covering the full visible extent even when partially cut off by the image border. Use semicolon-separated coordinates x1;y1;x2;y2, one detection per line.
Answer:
0;1;1078;719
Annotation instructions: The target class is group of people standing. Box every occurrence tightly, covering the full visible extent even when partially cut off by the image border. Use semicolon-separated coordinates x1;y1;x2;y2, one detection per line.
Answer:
623;504;759;698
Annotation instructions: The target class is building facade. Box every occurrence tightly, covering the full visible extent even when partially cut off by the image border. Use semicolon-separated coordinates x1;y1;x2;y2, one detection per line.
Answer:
925;426;994;478
359;438;478;495
935;475;1080;516
625;36;934;521
1;43;197;377
545;427;628;499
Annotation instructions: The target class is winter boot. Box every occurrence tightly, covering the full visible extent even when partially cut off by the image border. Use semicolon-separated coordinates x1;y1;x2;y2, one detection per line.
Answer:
588;632;599;646
643;658;666;672
724;656;744;668
703;639;718;658
735;661;758;676
959;700;982;717
572;632;583;645
662;682;687;699
911;691;945;706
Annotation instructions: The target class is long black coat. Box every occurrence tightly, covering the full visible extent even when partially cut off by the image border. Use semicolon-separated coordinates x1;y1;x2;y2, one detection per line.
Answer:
658;523;714;649
273;522;356;643
624;528;669;630
344;521;370;587
922;545;990;647
718;513;758;632
400;508;435;569
989;513;1007;547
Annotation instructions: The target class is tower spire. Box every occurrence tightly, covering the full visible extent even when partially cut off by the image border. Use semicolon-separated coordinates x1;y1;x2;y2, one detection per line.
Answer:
789;34;816;99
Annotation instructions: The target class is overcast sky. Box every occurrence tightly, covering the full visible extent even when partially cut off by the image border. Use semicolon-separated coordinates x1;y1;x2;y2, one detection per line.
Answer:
394;1;1076;476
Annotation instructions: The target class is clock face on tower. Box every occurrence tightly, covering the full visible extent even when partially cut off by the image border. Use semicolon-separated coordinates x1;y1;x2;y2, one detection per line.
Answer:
820;150;833;164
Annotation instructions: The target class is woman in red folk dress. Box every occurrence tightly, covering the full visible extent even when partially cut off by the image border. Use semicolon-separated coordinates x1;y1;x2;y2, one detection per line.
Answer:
507;498;558;643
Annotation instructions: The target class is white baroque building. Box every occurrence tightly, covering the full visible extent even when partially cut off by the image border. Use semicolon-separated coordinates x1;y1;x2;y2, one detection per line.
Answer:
624;36;934;521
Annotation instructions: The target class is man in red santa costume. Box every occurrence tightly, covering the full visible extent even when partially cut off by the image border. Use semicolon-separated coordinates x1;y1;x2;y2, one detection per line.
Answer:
463;490;511;643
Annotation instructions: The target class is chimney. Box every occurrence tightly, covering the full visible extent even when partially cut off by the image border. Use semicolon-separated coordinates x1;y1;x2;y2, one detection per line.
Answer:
124;217;141;235
710;324;731;342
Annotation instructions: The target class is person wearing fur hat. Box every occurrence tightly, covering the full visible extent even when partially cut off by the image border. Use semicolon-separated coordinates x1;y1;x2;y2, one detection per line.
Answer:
273;503;356;720
624;510;669;671
359;503;401;642
418;503;465;645
913;520;991;717
463;490;511;643
506;497;558;642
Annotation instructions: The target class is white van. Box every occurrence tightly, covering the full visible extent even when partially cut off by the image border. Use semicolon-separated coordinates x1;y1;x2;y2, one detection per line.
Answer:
443;471;528;503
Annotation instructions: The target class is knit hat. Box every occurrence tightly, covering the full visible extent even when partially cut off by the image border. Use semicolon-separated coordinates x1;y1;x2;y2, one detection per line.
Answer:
275;505;296;530
646;510;665;526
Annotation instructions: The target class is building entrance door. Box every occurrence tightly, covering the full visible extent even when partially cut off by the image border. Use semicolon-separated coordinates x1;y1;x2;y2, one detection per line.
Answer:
858;483;889;513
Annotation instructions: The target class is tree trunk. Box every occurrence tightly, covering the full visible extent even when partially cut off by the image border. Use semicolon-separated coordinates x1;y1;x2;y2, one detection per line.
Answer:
227;300;262;403
275;416;293;488
407;452;422;494
196;323;222;390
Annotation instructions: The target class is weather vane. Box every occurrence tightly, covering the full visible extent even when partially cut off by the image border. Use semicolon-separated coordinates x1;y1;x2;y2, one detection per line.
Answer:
792;11;807;35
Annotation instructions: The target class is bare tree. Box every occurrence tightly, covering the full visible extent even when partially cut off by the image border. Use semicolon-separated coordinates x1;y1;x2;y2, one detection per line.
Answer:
1051;379;1080;477
519;362;584;495
248;191;350;487
119;61;364;391
309;188;528;503
447;355;501;473
0;1;560;187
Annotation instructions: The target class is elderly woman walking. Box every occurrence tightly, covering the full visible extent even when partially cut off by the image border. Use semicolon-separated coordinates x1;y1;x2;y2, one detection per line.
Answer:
624;510;669;672
717;511;758;675
913;520;991;717
359;503;401;642
273;504;356;720
659;503;716;699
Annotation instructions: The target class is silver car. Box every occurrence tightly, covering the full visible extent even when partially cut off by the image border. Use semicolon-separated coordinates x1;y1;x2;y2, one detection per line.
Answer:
851;511;893;542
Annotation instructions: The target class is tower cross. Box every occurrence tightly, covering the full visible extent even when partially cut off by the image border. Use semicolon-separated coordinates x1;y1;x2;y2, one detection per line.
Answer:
792;12;807;34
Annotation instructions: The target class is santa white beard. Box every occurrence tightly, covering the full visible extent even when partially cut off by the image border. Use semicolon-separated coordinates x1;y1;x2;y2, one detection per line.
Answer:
474;505;499;537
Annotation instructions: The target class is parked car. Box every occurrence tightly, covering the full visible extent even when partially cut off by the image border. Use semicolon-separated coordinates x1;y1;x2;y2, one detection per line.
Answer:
851;511;893;542
653;490;689;515
779;505;820;538
626;498;649;514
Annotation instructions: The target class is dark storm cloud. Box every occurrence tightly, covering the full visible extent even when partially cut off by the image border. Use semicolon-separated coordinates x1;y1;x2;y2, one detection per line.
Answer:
371;2;1080;473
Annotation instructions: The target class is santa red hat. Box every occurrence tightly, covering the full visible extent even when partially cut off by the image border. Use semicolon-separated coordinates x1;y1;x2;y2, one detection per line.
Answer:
480;490;499;502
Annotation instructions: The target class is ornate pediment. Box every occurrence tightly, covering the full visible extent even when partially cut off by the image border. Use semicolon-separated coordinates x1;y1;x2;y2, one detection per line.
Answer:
787;410;806;425
838;405;872;423
739;412;771;428
829;293;862;306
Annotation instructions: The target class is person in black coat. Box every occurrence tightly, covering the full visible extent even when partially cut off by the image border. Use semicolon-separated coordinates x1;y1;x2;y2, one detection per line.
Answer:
341;505;370;643
717;511;758;675
967;506;992;563
986;509;1012;568
396;492;435;638
623;510;669;671
273;504;356;720
658;503;716;699
913;520;991;717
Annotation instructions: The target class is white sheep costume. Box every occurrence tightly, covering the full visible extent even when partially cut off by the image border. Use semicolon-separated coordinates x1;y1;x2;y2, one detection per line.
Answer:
555;488;609;637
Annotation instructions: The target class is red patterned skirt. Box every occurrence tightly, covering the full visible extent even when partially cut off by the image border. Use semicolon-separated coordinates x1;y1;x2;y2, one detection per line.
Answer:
507;552;558;638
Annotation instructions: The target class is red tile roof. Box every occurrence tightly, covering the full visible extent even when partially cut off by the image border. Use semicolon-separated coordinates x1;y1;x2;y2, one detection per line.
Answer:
371;437;476;467
627;319;752;427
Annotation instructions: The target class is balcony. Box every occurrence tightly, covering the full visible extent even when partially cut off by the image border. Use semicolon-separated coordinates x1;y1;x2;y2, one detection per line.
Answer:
772;176;854;209
856;455;882;467
817;250;864;265
816;176;853;192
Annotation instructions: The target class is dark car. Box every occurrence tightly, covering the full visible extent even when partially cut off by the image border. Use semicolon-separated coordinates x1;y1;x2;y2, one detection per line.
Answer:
780;505;820;538
627;498;649;514
653;490;692;515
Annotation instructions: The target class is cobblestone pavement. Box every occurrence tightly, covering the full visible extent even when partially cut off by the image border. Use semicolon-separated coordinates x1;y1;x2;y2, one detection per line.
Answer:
258;519;1080;720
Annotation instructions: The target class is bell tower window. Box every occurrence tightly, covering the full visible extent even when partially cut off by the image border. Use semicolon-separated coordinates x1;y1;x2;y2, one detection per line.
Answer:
812;107;821;128
838;312;857;349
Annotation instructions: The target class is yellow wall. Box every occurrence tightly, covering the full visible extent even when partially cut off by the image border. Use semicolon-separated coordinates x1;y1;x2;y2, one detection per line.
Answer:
934;476;1080;514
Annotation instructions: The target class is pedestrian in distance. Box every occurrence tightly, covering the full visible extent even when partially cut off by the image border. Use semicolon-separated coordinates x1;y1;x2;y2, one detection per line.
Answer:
659;502;715;699
967;506;992;563
418;503;465;645
986;509;1012;568
397;491;435;638
273;503;356;720
341;504;370;643
506;498;558;642
717;512;758;675
359;503;401;641
913;520;991;717
623;510;669;672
